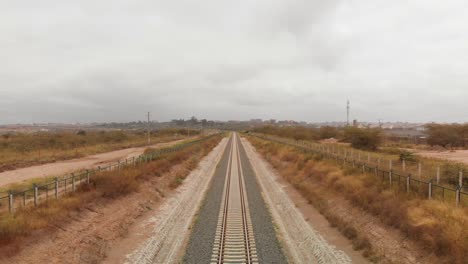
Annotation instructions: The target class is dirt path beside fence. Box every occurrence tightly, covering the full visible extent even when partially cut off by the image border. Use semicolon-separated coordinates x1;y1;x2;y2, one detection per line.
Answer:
2;137;224;264
410;149;468;165
0;138;193;189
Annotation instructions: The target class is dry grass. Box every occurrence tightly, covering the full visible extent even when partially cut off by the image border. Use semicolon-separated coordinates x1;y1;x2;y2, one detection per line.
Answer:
0;129;196;172
0;134;223;256
249;136;468;264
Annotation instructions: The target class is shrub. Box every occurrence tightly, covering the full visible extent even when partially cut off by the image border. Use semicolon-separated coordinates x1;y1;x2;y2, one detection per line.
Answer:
343;127;382;150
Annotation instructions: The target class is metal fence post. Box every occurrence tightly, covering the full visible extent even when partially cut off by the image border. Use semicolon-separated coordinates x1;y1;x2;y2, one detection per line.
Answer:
8;191;13;214
34;184;38;207
55;178;59;199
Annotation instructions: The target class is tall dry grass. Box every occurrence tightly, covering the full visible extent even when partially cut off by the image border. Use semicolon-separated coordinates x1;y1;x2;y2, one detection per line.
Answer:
0;128;197;172
0;134;222;256
249;136;468;264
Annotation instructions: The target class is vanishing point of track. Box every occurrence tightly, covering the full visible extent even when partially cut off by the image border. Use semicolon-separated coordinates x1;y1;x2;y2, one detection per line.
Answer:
211;133;258;264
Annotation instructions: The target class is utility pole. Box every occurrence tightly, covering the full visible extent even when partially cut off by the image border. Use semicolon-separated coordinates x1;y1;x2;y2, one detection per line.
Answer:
346;100;350;126
147;112;151;145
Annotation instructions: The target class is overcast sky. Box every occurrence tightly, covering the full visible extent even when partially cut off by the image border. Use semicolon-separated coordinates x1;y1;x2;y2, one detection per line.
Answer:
1;0;467;124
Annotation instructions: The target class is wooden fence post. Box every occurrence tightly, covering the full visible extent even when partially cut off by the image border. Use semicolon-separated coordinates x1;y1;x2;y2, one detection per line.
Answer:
436;166;440;184
402;160;406;172
456;188;460;207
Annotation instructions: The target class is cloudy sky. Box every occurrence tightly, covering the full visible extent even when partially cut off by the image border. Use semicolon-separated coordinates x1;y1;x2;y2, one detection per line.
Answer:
1;0;467;124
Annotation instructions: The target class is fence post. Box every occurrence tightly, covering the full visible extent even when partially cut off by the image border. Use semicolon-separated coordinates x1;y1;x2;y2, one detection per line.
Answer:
402;160;406;172
86;170;90;184
406;175;411;193
55;178;59;199
34;184;38;207
72;174;76;192
389;159;393;171
389;170;393;187
8;191;13;214
436;166;440;184
428;181;432;199
459;170;463;188
418;162;422;179
456;187;460;207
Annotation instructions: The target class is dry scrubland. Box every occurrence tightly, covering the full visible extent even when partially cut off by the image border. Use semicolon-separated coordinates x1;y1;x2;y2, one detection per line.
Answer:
0;128;199;172
248;136;468;264
0;134;222;259
254;126;467;187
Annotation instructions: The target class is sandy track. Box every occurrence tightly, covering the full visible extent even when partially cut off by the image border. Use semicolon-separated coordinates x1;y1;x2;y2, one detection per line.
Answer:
410;149;468;165
241;138;351;264
126;137;228;264
0;138;190;188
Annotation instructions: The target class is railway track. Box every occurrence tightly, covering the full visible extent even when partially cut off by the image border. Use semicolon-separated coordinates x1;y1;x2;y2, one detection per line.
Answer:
211;133;258;264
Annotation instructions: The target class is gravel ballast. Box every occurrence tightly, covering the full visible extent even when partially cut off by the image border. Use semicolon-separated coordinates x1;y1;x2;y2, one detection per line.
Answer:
183;137;233;264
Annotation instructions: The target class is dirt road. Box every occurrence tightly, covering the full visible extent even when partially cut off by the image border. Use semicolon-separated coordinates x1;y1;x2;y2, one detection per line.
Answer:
0;138;191;188
411;149;468;165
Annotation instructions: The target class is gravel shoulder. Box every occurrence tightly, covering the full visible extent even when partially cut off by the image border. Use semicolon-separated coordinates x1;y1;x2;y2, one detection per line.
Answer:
0;138;190;188
126;137;229;264
237;137;288;263
241;137;352;264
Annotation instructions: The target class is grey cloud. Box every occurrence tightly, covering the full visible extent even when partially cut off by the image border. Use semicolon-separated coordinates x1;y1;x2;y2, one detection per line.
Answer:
1;0;468;124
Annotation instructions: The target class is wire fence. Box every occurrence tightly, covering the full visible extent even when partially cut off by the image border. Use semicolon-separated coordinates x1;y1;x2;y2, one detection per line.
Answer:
252;133;468;208
0;134;220;214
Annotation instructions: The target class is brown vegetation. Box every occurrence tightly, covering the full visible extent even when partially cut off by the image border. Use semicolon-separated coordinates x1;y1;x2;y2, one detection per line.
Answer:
426;123;468;148
0;134;222;258
248;136;468;264
0;128;199;172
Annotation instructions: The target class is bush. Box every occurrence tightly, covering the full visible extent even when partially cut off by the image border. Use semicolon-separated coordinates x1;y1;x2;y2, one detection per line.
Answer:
426;124;468;148
343;127;382;150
